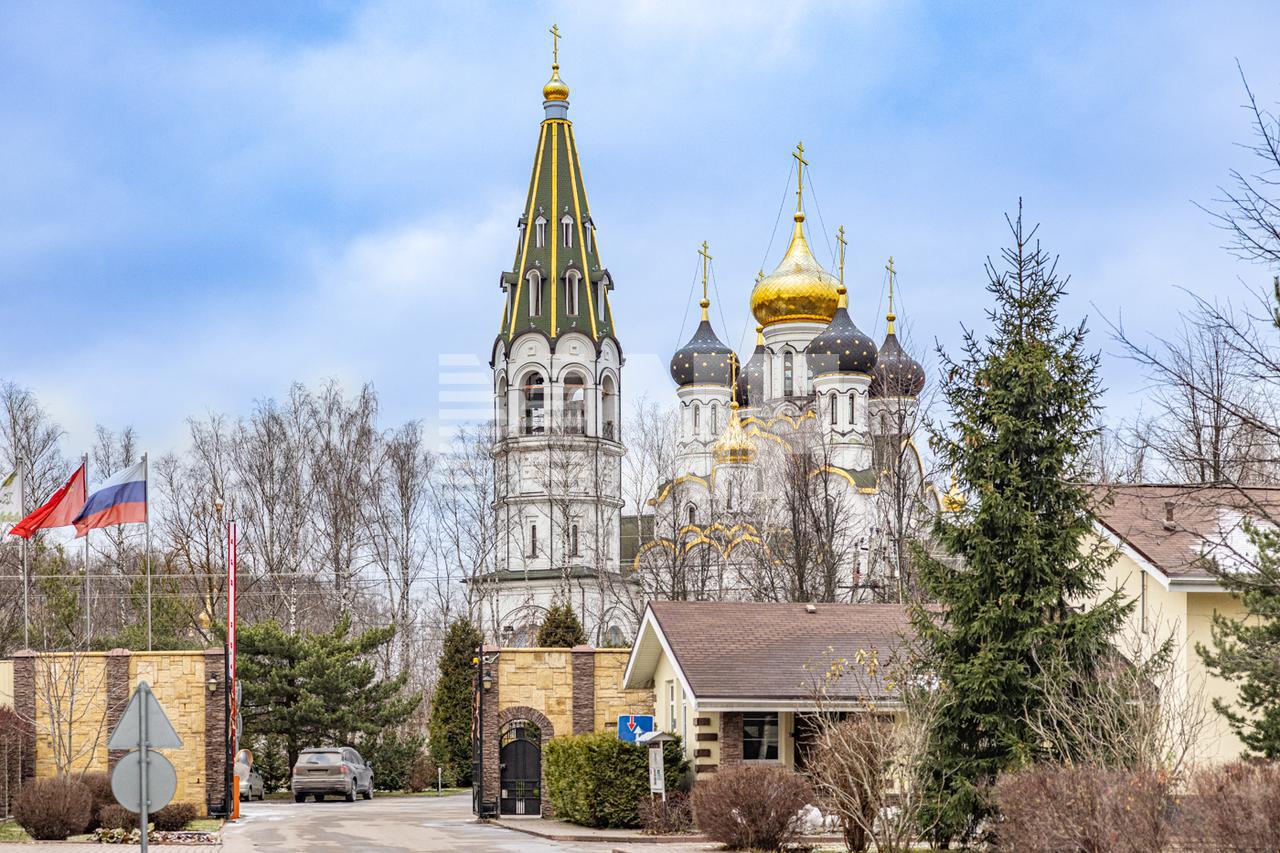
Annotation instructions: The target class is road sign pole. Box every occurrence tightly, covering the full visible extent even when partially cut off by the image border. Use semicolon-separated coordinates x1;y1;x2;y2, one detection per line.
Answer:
139;682;149;853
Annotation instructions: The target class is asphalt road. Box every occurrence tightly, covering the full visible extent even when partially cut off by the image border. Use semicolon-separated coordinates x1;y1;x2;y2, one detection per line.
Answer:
221;793;620;853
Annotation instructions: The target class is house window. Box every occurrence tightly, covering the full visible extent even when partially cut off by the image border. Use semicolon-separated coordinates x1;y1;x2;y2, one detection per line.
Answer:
528;523;538;558
783;351;794;397
528;270;543;317
681;696;688;743
566;270;580;316
667;682;676;731
569;522;580;557
561;214;574;248
534;215;547;248
743;712;780;761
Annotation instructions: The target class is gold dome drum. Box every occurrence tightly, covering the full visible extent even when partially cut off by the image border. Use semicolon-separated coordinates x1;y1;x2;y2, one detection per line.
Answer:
750;213;841;327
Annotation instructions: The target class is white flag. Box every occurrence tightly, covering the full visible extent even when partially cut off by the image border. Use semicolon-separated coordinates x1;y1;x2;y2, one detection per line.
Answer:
0;467;22;528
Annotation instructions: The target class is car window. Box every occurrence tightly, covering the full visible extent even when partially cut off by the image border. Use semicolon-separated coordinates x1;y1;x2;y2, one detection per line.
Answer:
351;751;364;766
301;751;342;765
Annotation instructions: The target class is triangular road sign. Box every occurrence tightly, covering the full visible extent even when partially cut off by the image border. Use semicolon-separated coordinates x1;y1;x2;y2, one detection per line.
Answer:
108;681;183;751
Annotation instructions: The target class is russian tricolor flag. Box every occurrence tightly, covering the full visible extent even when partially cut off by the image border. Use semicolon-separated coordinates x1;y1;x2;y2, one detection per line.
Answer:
74;460;146;537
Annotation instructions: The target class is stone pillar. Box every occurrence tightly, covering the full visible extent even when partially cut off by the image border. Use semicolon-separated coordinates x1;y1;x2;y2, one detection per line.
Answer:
570;646;595;735
11;651;36;782
105;649;132;771
479;648;501;815
203;647;226;817
720;712;743;767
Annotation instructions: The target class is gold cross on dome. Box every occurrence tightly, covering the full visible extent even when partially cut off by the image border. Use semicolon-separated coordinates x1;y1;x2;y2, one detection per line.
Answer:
885;255;898;333
549;24;561;65
698;241;713;319
793;142;809;211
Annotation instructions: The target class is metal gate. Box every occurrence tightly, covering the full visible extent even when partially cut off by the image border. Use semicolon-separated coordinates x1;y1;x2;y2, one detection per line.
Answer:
499;720;541;815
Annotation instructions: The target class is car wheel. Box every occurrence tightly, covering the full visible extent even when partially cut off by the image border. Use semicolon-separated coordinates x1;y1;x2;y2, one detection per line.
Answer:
294;793;305;803
362;782;372;800
314;794;325;802
344;783;356;803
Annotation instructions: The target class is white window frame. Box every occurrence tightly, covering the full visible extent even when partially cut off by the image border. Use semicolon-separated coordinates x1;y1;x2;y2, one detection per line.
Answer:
742;711;781;762
528;270;542;317
667;681;676;731
565;270;580;316
534;215;547;248
561;213;574;248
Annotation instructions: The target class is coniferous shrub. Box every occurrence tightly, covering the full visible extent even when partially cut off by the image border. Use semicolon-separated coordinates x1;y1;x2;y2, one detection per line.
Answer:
1177;761;1280;851
535;603;587;648
361;729;425;791
544;732;688;828
428;618;483;787
13;777;93;840
690;764;812;851
151;801;199;831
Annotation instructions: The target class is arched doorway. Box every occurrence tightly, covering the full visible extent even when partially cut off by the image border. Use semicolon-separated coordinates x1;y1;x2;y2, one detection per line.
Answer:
499;719;541;815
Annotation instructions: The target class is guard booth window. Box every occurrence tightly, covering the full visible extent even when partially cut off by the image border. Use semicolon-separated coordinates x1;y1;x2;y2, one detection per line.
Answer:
742;712;780;761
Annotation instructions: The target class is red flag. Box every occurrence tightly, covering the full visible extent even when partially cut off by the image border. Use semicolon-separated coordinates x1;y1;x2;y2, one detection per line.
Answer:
8;464;87;539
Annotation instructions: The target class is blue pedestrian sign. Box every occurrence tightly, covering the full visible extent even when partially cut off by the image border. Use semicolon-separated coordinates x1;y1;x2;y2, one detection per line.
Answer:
617;714;654;742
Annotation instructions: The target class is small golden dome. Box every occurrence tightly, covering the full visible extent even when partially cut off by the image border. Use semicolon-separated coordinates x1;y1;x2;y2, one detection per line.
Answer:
750;213;841;328
713;403;757;465
941;473;967;512
543;64;569;102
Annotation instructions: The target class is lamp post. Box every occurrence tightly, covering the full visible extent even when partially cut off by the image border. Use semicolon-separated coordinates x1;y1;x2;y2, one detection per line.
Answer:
473;650;497;818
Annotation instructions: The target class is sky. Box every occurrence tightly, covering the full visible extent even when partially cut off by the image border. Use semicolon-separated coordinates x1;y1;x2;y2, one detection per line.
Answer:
2;0;1279;462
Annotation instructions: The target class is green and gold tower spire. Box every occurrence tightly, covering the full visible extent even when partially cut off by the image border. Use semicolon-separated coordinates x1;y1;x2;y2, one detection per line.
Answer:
500;25;616;342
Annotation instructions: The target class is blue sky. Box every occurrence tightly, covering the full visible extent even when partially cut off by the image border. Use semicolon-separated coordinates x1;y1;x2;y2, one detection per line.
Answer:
2;1;1278;457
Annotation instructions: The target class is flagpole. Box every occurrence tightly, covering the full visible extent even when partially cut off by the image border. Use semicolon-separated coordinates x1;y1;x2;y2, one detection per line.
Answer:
82;453;90;645
19;464;29;649
144;452;151;652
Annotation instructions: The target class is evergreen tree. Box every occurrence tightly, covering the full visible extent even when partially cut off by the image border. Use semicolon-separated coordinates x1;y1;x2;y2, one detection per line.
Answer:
911;207;1130;842
238;617;420;774
1199;521;1280;757
428;617;482;786
536;602;587;647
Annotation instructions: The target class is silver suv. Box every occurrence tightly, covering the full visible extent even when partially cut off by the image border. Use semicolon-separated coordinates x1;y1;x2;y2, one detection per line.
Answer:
290;747;373;803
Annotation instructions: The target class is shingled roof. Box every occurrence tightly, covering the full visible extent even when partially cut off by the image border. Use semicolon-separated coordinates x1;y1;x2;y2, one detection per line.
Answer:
1090;483;1280;583
624;601;914;710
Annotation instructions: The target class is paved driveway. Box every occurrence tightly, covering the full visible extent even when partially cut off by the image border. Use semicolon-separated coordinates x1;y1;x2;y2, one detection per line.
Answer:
222;793;620;853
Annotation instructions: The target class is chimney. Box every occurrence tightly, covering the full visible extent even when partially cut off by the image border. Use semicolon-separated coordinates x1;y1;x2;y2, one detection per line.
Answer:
1163;501;1176;531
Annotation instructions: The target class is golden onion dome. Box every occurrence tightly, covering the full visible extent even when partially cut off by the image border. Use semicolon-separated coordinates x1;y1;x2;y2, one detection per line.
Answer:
941;473;967;512
543;64;569;102
750;212;841;328
713;402;757;465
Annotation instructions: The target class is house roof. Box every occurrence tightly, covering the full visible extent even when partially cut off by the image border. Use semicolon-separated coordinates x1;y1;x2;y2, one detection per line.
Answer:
625;601;914;710
1090;483;1280;583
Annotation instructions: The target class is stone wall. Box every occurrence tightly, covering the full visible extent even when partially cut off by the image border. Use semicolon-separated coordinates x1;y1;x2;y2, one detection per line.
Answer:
3;648;226;816
0;659;13;709
477;646;655;818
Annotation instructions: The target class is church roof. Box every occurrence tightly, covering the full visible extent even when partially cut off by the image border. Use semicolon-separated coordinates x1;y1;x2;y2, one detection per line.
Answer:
501;56;616;343
808;288;877;376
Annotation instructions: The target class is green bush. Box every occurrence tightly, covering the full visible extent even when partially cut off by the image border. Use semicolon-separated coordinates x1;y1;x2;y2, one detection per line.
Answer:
545;732;688;828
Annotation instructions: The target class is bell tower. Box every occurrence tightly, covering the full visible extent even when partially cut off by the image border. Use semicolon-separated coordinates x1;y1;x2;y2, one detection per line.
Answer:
488;31;625;640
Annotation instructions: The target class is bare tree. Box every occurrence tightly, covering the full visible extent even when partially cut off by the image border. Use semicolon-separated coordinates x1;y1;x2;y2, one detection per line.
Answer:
429;422;497;617
15;652;116;779
370;420;435;675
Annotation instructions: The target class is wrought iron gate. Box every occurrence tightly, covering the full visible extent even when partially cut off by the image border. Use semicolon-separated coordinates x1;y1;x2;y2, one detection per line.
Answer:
499;720;541;815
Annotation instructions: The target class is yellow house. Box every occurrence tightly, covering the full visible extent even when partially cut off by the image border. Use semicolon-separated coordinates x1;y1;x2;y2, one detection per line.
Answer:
1090;483;1275;765
622;601;913;779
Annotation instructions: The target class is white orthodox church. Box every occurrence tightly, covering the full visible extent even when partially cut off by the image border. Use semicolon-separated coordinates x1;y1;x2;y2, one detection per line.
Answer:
471;52;940;646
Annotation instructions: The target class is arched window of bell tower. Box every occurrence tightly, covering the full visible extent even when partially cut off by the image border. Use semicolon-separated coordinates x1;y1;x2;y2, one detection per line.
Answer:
561;371;586;434
522;372;546;435
602;374;619;440
527;270;543;317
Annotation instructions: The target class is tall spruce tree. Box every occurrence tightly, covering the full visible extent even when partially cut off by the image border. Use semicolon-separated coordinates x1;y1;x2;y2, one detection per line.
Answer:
535;602;587;647
1199;523;1280;757
429;617;483;786
911;206;1131;842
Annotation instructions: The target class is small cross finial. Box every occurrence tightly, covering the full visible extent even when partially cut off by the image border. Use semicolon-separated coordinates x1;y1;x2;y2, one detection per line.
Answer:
549;24;561;66
698;241;713;319
885;255;898;333
836;226;848;288
792;141;809;214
